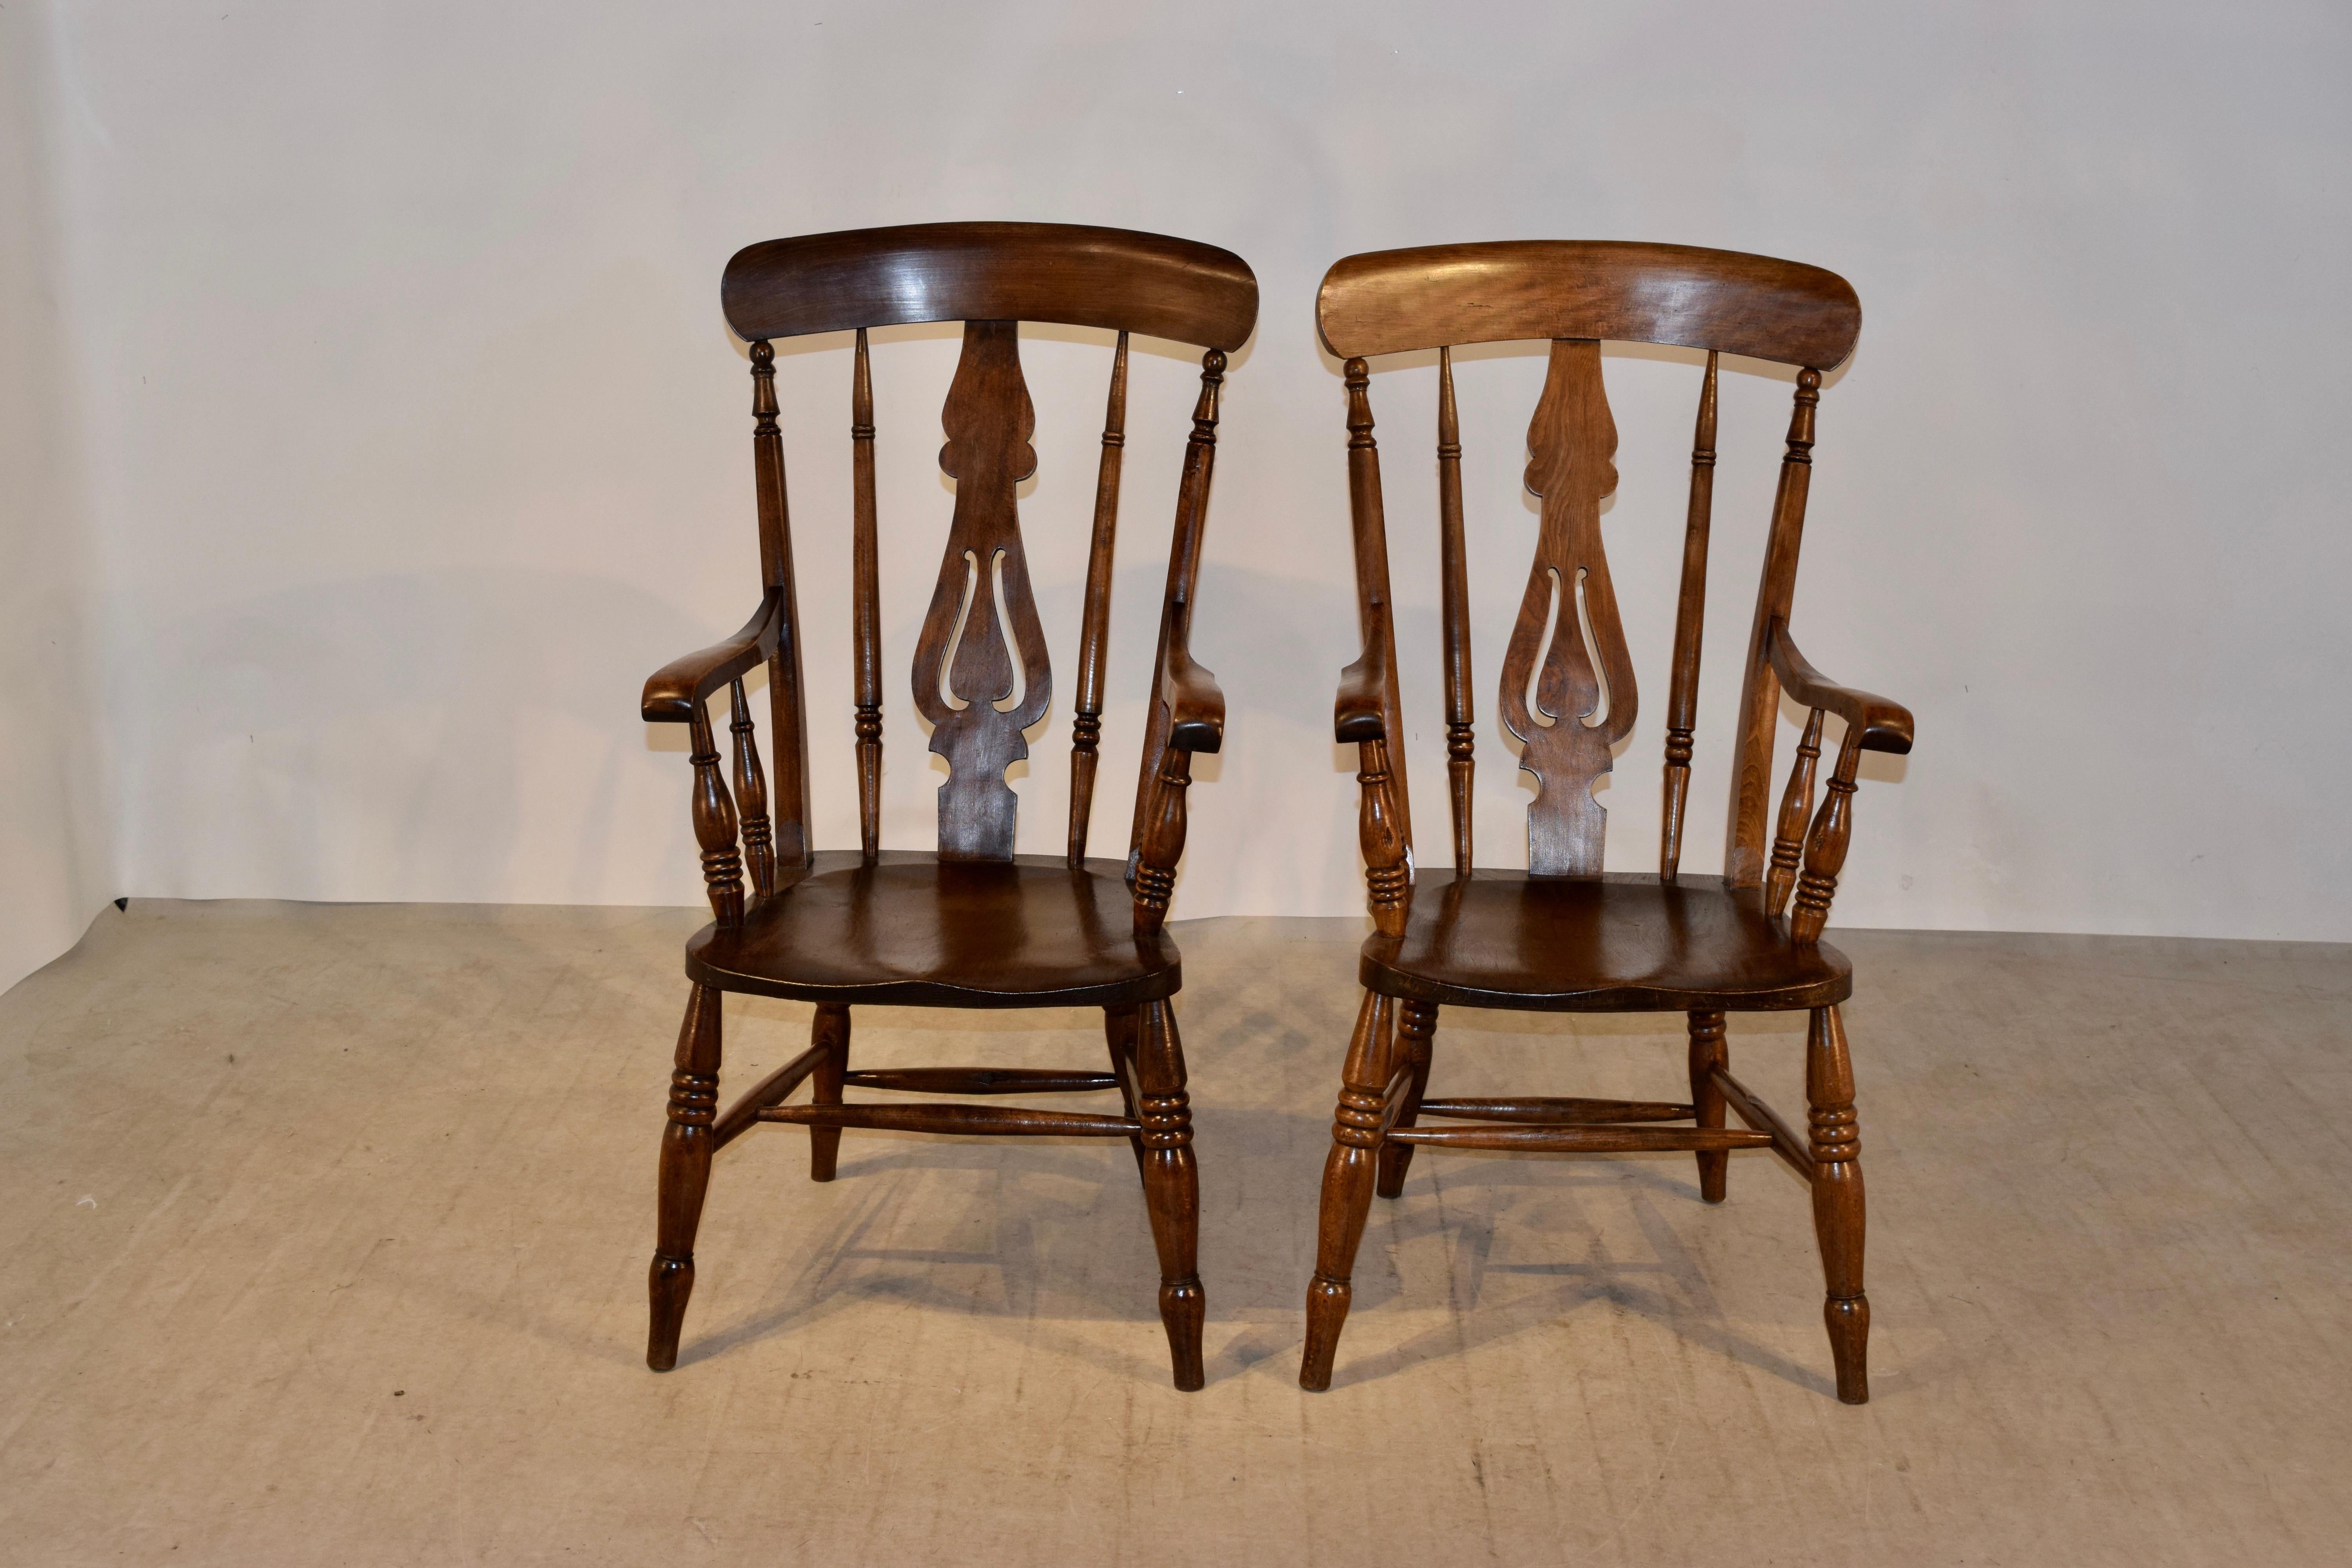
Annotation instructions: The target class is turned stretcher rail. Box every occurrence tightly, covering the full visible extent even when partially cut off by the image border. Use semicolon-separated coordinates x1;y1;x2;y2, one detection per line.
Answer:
758;1103;1141;1138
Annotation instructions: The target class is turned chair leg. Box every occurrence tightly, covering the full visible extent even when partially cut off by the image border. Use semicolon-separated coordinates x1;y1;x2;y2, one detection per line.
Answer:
648;982;723;1371
808;1004;849;1182
1376;1000;1436;1198
1131;999;1205;1390
1688;1010;1730;1203
1808;1004;1869;1403
1103;1005;1149;1184
1300;990;1398;1391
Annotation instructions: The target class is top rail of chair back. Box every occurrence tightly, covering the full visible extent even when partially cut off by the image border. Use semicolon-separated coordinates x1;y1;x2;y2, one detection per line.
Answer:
1316;240;1858;368
723;221;1259;351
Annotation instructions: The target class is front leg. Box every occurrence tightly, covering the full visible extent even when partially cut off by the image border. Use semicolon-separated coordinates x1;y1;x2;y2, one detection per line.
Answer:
1132;999;1205;1390
1808;1004;1868;1403
1300;989;1398;1391
647;983;722;1370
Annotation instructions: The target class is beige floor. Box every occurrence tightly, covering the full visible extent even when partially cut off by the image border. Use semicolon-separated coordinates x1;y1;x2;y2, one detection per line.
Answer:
1;901;2347;1565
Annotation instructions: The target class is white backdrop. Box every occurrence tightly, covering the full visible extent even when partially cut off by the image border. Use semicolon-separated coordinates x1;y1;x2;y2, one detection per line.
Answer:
6;0;2348;992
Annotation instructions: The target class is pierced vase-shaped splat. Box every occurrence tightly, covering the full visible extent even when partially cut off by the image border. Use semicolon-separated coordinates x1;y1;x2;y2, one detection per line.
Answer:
913;321;1054;858
1497;339;1638;877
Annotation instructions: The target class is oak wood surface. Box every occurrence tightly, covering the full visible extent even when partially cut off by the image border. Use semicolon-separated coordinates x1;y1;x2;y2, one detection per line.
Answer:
1317;240;1860;365
1360;869;1853;1012
685;851;1178;1009
724;222;1256;351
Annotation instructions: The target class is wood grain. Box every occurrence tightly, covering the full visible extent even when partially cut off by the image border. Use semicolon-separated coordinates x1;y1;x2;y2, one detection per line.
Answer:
1317;240;1860;366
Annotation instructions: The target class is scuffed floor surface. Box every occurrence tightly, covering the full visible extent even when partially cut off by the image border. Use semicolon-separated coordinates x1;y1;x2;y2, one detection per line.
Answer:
2;901;2347;1565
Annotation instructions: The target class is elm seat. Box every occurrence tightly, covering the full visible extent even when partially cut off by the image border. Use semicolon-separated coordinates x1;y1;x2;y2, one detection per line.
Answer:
1361;870;1852;1013
688;851;1181;1009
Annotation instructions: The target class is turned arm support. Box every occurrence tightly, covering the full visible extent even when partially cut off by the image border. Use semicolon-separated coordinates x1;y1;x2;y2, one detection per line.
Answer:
1760;619;1915;943
641;591;789;925
1332;600;1410;933
640;590;784;722
1766;618;1913;755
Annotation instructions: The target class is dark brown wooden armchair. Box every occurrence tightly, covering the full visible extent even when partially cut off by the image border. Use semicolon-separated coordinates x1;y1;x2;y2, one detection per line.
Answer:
640;223;1256;1390
1298;241;1913;1403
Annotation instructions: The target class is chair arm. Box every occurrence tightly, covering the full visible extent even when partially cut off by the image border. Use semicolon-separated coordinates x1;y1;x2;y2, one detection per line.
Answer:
642;591;783;722
1162;643;1225;755
1767;619;1914;755
1335;592;1396;744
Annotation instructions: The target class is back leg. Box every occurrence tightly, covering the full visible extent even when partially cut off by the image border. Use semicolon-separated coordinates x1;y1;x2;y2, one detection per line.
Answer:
1808;1004;1869;1403
1103;1005;1148;1183
1131;998;1205;1390
808;1004;849;1181
1376;1000;1436;1198
1688;1010;1729;1203
647;983;722;1371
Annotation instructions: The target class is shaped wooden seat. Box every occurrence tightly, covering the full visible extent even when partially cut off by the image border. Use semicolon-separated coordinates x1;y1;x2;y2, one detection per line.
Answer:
1300;240;1913;1405
1363;870;1850;1013
687;850;1180;1009
638;222;1256;1390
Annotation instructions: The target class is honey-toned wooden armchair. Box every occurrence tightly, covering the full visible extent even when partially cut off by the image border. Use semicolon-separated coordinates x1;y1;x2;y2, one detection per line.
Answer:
641;223;1256;1389
1298;241;1912;1402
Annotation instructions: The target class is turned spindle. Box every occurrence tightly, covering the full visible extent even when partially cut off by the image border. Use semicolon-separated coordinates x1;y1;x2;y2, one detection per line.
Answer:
686;702;744;927
1725;367;1823;887
1661;351;1717;878
850;328;882;858
727;679;775;904
1767;708;1826;918
1436;347;1476;873
1790;724;1862;944
1068;333;1129;866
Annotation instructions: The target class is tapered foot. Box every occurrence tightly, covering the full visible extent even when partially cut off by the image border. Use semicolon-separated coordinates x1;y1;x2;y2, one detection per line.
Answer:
646;1256;693;1371
1299;1275;1352;1391
1159;1277;1207;1392
1826;1295;1870;1403
1688;1011;1729;1203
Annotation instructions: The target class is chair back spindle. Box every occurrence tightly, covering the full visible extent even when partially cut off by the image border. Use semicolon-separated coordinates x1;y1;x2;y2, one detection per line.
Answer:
1130;348;1228;914
1069;332;1129;866
850;328;882;859
1436;347;1475;873
1726;368;1823;886
747;341;814;871
1660;350;1719;878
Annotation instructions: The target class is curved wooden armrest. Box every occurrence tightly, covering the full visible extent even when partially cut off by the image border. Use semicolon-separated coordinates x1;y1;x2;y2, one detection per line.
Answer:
1162;643;1225;755
1767;619;1914;755
642;591;784;722
1334;634;1391;743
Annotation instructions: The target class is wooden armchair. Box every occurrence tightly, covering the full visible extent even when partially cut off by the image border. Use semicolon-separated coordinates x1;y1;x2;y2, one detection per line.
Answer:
1299;242;1913;1403
641;223;1256;1390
